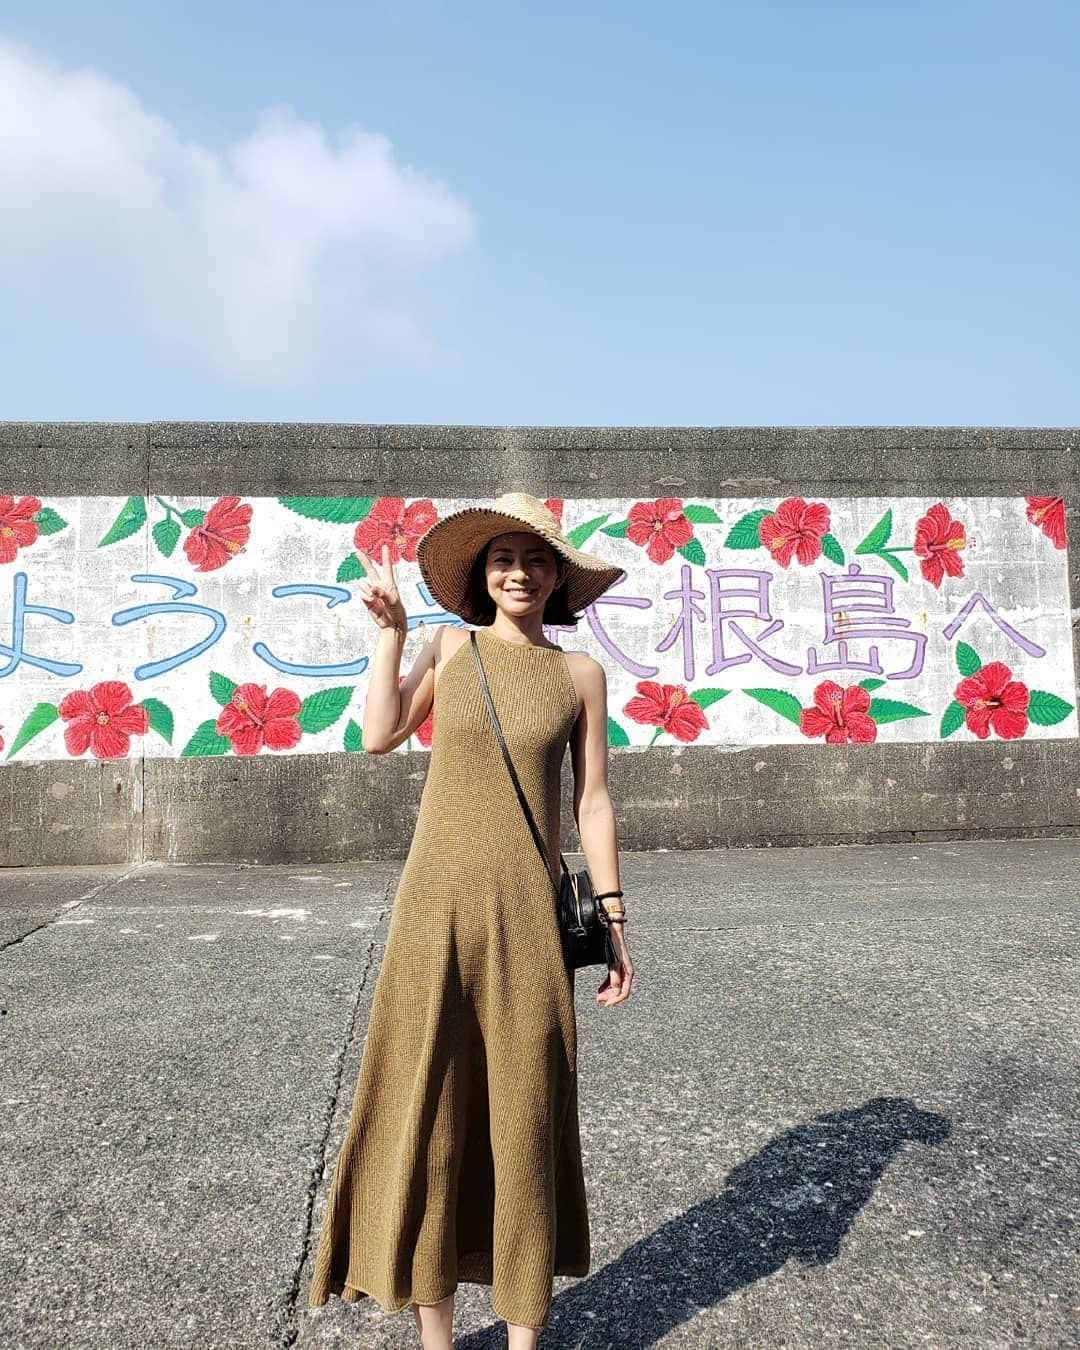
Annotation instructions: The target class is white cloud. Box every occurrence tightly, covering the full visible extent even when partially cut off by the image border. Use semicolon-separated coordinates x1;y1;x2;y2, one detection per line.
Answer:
0;38;475;384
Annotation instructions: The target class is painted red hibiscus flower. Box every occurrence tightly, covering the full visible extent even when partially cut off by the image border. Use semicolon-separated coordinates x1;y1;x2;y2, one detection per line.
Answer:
414;707;434;746
1025;497;1066;550
544;499;564;529
954;661;1029;740
624;680;708;742
183;496;253;572
0;721;4;755
757;497;831;568
355;497;437;564
397;674;434;746
0;495;42;564
626;498;694;565
215;683;302;756
58;681;149;759
913;502;966;588
799;681;878;744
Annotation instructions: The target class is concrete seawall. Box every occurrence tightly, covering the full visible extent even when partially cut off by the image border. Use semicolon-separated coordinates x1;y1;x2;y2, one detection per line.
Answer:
2;422;1077;864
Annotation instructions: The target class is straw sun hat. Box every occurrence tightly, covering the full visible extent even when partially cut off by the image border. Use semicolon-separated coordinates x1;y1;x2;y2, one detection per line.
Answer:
416;491;626;625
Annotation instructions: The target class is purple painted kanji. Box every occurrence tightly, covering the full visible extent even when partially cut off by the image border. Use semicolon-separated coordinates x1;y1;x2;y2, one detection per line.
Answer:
562;579;660;678
807;563;927;680
705;568;802;677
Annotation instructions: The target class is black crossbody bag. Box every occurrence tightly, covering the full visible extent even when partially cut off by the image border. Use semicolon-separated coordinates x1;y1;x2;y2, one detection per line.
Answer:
470;631;618;972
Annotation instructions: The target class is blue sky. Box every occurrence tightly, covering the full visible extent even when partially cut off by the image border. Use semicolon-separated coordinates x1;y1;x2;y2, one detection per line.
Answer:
0;1;1077;425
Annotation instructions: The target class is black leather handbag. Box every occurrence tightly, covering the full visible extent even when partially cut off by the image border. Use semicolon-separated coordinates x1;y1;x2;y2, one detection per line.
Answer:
471;631;618;972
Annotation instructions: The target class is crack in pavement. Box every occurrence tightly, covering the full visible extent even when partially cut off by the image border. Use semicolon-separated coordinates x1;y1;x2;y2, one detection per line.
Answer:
0;862;149;954
280;882;392;1347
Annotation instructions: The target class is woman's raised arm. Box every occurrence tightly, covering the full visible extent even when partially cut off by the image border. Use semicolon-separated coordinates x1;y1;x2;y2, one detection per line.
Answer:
354;542;439;754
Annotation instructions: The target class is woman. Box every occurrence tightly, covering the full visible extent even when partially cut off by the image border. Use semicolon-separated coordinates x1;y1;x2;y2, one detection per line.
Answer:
308;492;634;1350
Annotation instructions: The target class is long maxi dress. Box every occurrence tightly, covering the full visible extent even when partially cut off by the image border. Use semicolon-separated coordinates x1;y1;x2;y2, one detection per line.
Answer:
308;625;590;1329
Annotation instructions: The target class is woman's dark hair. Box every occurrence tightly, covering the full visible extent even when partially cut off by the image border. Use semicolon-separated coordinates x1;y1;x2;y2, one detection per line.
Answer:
465;538;581;627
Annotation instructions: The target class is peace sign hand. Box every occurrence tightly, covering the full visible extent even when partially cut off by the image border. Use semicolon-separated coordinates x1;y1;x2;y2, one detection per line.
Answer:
355;543;408;634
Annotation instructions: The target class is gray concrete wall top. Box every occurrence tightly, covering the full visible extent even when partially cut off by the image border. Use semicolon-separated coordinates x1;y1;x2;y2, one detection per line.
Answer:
2;421;1076;496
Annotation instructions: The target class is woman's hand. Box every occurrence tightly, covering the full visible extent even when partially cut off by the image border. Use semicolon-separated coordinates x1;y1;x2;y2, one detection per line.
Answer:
596;925;634;1006
355;543;408;634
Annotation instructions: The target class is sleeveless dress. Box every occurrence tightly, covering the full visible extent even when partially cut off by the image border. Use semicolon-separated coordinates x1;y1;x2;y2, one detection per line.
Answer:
308;625;590;1330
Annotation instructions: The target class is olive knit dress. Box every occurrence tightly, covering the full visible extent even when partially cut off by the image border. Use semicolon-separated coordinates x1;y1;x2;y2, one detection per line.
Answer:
308;625;590;1329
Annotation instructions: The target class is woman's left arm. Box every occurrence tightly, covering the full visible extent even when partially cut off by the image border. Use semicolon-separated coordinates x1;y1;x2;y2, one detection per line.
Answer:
569;657;635;1006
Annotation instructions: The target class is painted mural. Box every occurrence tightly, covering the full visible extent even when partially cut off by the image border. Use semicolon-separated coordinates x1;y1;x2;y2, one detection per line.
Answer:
0;492;1074;764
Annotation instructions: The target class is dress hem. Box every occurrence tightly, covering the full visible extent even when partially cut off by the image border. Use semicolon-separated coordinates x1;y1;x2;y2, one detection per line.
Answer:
308;1253;591;1321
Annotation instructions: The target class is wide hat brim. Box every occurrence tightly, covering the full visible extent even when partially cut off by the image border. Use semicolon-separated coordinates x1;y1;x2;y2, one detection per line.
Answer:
416;494;625;625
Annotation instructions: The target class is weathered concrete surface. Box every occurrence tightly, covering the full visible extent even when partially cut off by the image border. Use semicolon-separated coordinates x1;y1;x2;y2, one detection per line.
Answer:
3;761;144;868
7;730;1080;869
0;422;148;494
48;420;1080;497
1;838;1077;1348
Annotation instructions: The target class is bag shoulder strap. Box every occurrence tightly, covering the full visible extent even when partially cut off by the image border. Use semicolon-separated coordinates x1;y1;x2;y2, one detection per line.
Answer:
470;631;567;897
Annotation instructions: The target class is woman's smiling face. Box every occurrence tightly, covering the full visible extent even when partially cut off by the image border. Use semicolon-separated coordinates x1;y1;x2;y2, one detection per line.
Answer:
484;531;563;614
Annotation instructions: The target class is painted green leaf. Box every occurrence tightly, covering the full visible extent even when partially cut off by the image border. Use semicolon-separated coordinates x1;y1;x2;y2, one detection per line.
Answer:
566;514;610;547
858;678;886;691
209;671;238;706
32;506;68;535
180;718;230;757
180;508;206;528
955;642;982;676
683;504;723;524
6;702;59;759
940;700;966;738
600;519;630;538
876;550;909;582
336;553;365;583
854;508;893;554
724;508;770;549
1027;689;1074;727
607;717;630;747
743;687;803;726
140;697;174;745
343;718;363;752
297;686;354;735
867;698;930;725
677;537;706;566
278;496;374;523
152;516;181;558
98;495;147;546
689;688;730;710
820;532;845;566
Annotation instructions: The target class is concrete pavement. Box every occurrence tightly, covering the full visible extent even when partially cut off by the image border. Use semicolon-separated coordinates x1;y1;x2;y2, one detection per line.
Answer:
1;840;1077;1348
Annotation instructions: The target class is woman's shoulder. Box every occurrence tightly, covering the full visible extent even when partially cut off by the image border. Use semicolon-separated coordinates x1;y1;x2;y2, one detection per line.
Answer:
564;648;605;679
563;650;607;714
432;625;472;677
437;625;472;657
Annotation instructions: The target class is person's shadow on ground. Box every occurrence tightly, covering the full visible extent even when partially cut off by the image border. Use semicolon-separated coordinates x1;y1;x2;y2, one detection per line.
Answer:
457;1095;951;1349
